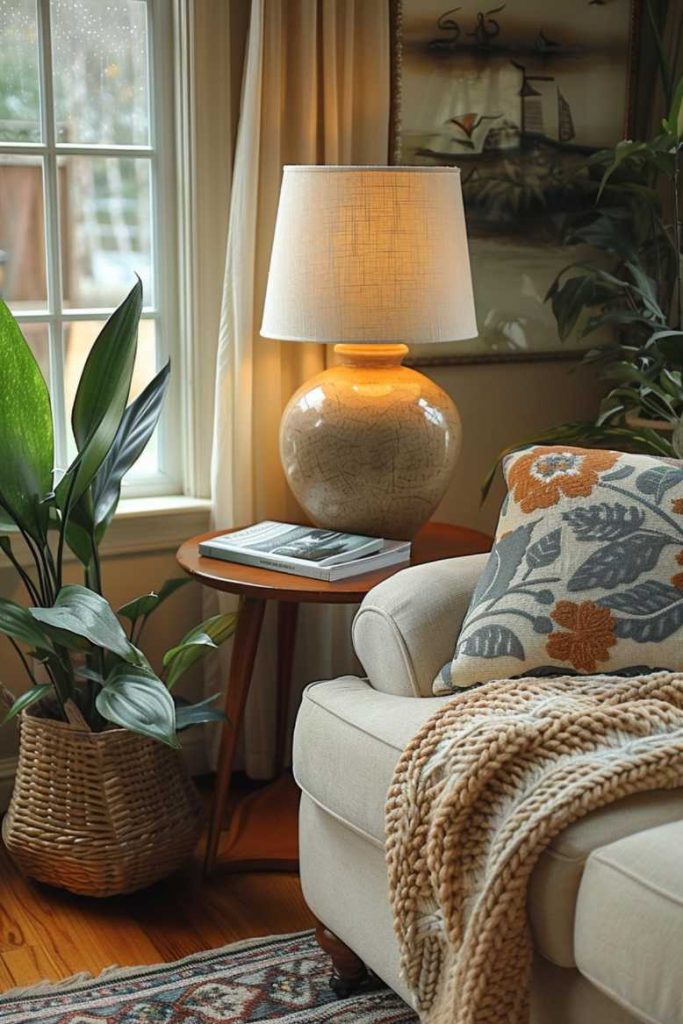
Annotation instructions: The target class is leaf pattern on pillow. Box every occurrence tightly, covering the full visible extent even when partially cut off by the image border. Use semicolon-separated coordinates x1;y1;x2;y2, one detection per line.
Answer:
567;534;676;591
636;465;683;502
436;447;683;693
562;503;644;541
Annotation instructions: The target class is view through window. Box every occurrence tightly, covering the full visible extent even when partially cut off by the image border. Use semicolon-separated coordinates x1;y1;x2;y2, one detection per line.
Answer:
0;0;178;493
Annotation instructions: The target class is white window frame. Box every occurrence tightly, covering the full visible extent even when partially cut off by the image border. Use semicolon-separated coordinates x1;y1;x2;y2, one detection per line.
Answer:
1;0;182;500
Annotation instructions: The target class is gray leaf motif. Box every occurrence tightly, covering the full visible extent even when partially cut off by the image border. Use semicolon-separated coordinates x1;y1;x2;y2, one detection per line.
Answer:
567;533;673;592
636;465;683;503
525;528;561;573
458;624;525;660
470;522;538;609
599;581;683;642
562;503;645;542
601;465;634;483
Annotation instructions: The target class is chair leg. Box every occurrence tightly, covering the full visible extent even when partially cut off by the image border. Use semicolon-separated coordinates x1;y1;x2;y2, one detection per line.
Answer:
315;923;371;997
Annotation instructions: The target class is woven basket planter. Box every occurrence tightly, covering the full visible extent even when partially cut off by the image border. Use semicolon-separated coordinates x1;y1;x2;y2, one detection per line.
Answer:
2;703;203;897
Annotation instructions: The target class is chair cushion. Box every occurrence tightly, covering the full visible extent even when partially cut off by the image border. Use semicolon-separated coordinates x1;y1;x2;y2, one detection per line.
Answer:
294;676;683;968
575;820;683;1024
435;448;683;694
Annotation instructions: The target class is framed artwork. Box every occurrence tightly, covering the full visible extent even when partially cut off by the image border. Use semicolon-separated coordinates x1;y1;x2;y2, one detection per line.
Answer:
391;0;642;365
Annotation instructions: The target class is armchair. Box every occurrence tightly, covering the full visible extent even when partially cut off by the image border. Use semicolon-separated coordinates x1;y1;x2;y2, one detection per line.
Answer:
293;555;683;1024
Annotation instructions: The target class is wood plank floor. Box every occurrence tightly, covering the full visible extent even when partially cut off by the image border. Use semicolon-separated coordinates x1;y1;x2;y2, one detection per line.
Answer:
0;776;315;991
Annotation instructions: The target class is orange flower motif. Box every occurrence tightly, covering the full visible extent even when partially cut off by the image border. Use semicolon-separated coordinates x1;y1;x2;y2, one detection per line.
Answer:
546;600;617;673
673;550;683;589
673;499;683;515
507;447;620;514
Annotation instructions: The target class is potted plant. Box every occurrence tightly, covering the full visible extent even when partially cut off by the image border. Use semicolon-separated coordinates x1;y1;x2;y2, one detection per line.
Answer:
0;281;234;896
485;50;683;498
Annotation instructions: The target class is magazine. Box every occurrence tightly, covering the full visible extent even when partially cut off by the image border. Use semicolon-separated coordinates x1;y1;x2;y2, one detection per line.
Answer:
198;521;411;581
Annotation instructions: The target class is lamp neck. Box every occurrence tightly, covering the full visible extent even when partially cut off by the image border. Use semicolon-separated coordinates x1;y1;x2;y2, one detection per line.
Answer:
333;343;408;368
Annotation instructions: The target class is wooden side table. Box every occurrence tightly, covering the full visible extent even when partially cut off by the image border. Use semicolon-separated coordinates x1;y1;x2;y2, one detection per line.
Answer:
177;522;492;875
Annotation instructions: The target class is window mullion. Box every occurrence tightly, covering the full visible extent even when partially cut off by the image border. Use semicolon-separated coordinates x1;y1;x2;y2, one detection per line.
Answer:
37;0;67;467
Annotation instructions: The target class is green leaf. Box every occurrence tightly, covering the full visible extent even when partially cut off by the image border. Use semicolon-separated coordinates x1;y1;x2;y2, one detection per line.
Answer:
118;577;190;625
30;585;141;664
667;76;683;140
165;612;237;689
163;631;217;667
1;684;52;726
597;140;648;200
91;361;171;533
0;301;54;543
96;664;178;747
55;280;142;510
0;597;53;651
174;693;227;731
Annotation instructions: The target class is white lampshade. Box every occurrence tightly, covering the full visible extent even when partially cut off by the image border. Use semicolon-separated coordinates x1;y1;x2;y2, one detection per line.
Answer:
261;166;477;345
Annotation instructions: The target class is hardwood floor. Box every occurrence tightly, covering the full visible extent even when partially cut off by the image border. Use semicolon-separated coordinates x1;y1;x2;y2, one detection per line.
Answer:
0;775;315;990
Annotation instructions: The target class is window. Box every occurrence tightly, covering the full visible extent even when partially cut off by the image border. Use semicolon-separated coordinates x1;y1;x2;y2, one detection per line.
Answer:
0;0;179;497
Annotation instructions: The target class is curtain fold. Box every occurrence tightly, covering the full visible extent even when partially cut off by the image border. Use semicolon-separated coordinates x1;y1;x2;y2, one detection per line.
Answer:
209;0;390;777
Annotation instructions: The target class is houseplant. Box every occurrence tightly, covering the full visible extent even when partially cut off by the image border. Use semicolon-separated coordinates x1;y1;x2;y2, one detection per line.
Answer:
0;281;235;896
485;54;683;498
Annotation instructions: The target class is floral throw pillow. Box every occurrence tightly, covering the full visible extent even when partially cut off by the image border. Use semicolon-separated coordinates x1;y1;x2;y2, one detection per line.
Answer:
434;446;683;694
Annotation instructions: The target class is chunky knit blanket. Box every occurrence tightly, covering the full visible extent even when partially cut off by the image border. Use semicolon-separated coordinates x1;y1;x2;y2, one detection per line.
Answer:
385;671;683;1024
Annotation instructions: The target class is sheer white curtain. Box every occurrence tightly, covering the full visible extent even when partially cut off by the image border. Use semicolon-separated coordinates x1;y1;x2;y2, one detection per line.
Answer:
209;0;391;776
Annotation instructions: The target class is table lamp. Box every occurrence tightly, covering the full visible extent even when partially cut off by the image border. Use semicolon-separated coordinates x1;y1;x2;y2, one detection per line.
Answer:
261;166;477;540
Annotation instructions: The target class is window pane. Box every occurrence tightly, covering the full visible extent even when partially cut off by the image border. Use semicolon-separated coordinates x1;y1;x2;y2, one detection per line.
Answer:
19;322;50;385
0;156;47;311
0;0;41;142
63;318;158;476
52;0;149;145
59;156;153;308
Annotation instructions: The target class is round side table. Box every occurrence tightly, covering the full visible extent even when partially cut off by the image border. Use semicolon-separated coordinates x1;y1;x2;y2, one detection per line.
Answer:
177;521;492;875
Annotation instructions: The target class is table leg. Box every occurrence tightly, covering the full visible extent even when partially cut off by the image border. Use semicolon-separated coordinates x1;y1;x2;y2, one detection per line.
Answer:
204;596;266;876
274;602;299;774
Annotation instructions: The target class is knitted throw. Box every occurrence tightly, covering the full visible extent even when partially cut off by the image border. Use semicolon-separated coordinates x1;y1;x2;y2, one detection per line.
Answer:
385;671;683;1024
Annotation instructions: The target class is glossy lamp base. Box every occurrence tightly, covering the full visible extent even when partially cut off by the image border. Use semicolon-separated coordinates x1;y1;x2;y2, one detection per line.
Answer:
279;344;461;540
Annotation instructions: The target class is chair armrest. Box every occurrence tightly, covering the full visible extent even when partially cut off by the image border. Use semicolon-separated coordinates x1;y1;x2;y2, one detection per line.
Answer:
352;552;487;698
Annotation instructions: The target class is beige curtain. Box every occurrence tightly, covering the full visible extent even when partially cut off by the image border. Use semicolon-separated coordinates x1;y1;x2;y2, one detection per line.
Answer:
209;0;391;776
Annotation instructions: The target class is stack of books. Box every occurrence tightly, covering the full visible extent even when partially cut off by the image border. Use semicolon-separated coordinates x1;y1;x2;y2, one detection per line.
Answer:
198;521;410;581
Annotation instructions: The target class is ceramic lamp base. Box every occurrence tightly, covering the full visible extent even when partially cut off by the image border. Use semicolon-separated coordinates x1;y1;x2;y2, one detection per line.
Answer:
279;344;461;540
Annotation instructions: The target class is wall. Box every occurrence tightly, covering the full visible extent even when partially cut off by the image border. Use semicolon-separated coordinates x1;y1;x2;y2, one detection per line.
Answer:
428;357;603;535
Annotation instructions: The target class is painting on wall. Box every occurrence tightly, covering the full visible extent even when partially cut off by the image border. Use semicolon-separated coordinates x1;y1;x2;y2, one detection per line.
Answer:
391;0;641;364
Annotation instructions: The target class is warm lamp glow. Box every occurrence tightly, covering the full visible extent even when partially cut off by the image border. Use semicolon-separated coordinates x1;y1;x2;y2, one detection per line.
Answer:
259;166;477;539
261;166;477;345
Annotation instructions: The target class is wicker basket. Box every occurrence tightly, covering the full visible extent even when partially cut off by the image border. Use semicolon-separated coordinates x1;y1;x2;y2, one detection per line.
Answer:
2;702;203;897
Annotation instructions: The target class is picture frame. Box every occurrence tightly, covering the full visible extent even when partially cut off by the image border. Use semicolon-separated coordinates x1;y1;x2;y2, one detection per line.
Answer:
390;0;643;366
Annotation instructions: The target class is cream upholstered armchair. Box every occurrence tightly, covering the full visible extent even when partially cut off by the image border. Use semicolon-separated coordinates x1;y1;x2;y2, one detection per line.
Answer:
293;554;683;1024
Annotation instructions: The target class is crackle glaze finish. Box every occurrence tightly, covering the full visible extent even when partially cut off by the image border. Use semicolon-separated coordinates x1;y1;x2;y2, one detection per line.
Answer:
279;346;461;540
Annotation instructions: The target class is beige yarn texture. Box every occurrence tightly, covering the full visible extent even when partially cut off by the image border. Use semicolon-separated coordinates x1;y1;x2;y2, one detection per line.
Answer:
385;671;683;1024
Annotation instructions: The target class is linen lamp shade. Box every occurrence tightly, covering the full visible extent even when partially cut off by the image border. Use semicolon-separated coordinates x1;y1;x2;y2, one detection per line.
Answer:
261;165;478;540
261;166;477;344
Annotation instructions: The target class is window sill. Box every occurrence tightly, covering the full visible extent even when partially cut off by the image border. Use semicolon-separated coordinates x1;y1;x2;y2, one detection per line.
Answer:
105;496;212;558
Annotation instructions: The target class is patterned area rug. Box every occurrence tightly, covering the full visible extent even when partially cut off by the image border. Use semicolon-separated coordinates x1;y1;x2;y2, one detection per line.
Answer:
0;930;417;1023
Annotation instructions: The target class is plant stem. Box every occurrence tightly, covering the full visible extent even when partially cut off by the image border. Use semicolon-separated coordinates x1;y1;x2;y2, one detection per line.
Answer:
0;545;41;606
7;638;38;686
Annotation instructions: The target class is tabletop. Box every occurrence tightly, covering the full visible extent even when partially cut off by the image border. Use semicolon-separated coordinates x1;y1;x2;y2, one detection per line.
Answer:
176;522;492;604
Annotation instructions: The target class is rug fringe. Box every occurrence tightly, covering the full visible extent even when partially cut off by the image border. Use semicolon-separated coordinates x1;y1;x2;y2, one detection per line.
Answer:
0;929;316;1001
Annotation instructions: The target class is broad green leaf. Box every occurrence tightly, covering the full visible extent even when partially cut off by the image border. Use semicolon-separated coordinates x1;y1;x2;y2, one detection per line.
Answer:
56;280;142;510
1;684;52;726
163;632;217;671
92;361;171;533
174;693;227;731
30;585;140;664
0;597;53;651
0;302;54;542
165;612;237;689
96;664;178;748
667;75;683;139
118;577;190;625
